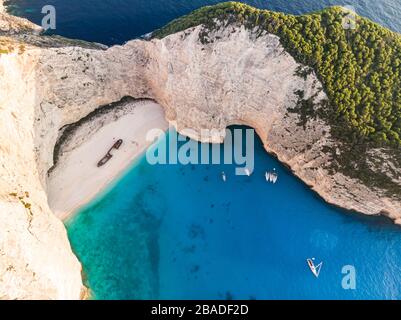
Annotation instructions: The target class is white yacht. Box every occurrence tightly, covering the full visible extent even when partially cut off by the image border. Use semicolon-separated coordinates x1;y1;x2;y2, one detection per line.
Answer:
271;172;278;184
265;169;278;183
221;171;227;182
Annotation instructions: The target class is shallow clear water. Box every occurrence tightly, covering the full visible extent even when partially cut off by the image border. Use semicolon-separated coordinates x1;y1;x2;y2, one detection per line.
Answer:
10;0;401;300
66;128;401;300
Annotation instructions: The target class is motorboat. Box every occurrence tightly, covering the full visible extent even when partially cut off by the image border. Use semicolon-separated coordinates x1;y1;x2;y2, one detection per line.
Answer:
270;171;278;184
265;169;278;183
222;171;227;182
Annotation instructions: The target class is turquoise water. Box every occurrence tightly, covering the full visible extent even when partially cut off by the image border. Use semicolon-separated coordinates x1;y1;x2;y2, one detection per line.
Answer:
66;128;401;300
9;0;401;300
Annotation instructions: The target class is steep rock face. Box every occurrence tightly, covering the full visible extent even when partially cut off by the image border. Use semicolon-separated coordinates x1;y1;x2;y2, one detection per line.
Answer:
144;25;401;222
0;16;400;298
0;50;84;299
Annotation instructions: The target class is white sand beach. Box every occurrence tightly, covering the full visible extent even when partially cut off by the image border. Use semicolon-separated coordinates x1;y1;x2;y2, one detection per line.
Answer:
47;100;168;220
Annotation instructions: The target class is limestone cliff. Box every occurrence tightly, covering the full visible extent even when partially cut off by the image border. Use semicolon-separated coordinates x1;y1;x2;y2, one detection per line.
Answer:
0;4;400;299
0;6;84;300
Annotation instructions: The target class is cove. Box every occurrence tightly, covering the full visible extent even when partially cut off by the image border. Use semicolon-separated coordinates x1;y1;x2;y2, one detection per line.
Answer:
6;0;401;301
66;127;401;300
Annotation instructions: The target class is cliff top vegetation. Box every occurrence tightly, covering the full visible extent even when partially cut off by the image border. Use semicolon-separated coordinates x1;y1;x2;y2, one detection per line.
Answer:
154;2;401;148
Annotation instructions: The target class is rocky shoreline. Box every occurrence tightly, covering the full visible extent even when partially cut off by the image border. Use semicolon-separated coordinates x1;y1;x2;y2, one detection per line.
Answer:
0;0;42;34
0;3;400;299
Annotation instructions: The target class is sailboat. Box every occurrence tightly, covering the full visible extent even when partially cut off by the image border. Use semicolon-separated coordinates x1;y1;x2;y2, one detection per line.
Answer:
245;168;251;176
265;171;271;182
307;258;323;278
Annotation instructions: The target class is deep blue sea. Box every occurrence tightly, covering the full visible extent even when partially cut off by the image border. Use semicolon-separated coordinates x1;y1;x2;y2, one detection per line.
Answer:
7;0;401;45
8;1;401;299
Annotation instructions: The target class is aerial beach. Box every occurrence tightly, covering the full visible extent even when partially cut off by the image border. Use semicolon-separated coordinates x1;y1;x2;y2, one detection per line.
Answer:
47;99;168;220
0;0;400;301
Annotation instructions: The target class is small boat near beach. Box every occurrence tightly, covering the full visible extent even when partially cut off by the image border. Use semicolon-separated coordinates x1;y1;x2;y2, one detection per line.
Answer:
97;139;123;167
307;258;323;278
271;172;278;184
221;171;227;182
265;169;278;184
